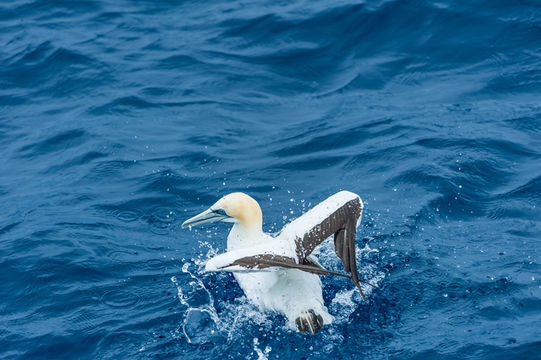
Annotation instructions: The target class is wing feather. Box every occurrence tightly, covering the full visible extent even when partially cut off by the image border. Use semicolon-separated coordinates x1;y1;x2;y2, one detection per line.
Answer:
278;191;367;299
280;192;362;262
205;246;353;278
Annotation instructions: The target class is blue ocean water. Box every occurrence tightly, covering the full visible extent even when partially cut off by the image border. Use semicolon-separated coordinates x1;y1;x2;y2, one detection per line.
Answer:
1;0;541;358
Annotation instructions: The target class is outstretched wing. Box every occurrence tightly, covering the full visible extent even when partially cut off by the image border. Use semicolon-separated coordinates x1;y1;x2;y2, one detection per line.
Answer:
278;191;368;299
206;246;353;279
205;191;372;300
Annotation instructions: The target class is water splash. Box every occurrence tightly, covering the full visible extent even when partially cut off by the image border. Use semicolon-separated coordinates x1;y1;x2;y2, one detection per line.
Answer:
253;338;272;360
171;263;220;344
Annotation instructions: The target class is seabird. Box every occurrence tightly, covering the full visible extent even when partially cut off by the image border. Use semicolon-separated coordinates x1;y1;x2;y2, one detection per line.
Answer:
182;190;372;334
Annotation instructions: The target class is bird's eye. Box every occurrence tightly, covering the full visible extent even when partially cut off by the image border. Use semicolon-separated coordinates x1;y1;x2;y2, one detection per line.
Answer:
214;209;227;216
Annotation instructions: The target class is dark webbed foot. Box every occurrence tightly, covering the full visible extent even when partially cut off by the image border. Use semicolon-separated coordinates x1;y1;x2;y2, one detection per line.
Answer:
295;309;324;334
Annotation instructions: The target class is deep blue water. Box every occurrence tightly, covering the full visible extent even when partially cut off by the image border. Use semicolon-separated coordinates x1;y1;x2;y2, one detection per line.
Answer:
1;0;541;359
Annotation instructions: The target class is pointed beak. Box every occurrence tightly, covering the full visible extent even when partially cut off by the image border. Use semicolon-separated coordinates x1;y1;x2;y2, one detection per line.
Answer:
182;209;226;229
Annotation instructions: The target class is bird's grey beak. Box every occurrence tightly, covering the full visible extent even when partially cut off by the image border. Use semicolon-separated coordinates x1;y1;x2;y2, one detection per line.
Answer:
182;209;227;229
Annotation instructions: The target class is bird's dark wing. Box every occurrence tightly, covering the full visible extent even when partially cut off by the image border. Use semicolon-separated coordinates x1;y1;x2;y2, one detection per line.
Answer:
222;253;354;278
278;191;370;300
205;250;352;279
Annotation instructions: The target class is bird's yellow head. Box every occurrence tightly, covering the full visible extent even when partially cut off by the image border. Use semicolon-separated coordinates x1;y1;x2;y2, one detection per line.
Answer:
182;192;262;231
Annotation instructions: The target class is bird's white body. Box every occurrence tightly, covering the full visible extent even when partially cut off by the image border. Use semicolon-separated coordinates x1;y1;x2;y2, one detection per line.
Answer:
227;223;333;328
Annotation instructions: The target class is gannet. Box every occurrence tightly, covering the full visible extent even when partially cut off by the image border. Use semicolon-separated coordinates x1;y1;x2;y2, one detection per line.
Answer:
182;190;371;334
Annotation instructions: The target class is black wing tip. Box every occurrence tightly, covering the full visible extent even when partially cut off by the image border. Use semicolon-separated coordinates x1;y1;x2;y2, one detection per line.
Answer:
352;277;379;302
354;281;368;302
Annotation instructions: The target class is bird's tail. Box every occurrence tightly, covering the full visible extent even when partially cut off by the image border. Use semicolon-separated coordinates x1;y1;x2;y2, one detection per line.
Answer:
295;309;324;334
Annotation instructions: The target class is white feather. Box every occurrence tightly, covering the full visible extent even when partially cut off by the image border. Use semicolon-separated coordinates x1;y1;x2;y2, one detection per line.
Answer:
278;190;362;246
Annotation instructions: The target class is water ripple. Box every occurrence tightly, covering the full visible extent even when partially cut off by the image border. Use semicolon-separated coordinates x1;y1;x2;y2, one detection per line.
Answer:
2;0;540;359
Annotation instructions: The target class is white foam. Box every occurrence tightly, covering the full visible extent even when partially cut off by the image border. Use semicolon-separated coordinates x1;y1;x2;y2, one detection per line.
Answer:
253;338;271;360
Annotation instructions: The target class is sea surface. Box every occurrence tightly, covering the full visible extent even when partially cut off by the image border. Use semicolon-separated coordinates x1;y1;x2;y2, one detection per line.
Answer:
1;0;540;359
